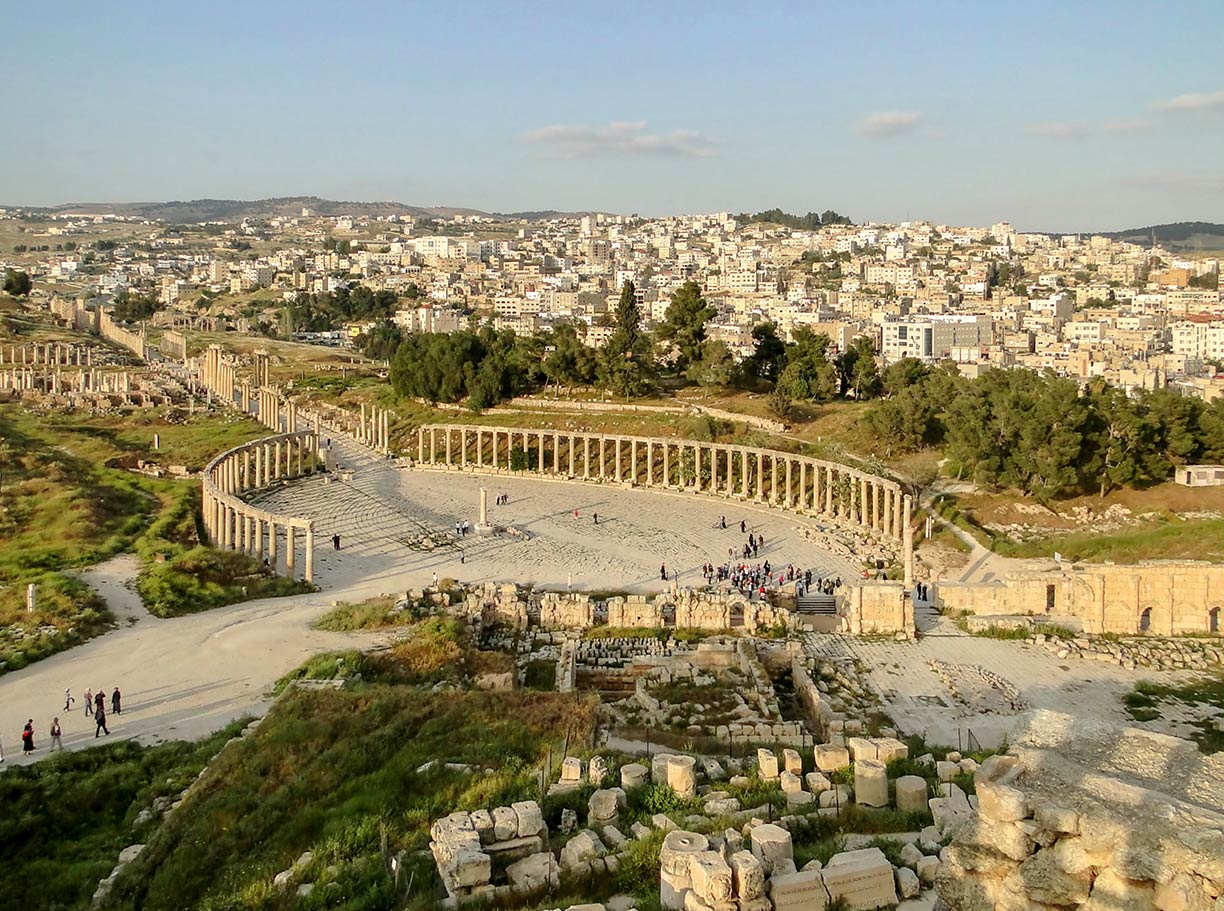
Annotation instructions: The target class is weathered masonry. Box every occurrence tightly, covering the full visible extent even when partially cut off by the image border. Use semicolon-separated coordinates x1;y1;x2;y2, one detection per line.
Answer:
201;430;320;583
937;562;1224;636
415;422;910;544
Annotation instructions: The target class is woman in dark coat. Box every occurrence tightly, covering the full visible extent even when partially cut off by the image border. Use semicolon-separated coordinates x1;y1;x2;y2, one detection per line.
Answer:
21;719;34;754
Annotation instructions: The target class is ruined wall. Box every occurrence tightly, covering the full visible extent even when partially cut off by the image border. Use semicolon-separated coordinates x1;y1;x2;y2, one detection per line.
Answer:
936;562;1224;636
936;710;1224;911
839;581;913;636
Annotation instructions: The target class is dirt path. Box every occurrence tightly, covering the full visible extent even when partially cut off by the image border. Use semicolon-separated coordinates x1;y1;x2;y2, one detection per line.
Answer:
78;554;153;625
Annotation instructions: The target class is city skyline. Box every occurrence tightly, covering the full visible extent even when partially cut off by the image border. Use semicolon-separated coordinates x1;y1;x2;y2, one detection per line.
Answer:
2;0;1222;231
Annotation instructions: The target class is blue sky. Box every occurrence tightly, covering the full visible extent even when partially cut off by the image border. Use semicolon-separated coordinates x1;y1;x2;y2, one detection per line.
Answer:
2;0;1222;230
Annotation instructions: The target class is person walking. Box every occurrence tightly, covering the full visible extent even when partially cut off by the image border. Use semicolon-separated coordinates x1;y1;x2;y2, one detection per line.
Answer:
84;687;93;718
22;720;34;755
94;690;104;716
431;571;438;588
660;563;667;581
740;519;746;533
50;717;63;752
94;704;110;737
332;534;341;551
112;687;122;715
63;688;74;712
592;512;598;525
720;515;726;529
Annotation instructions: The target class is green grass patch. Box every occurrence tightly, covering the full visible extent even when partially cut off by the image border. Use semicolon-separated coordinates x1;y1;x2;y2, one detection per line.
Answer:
991;517;1224;563
523;659;558;691
0;570;113;672
136;546;313;618
960;622;1077;640
312;595;412;631
582;625;715;643
0;720;246;911
103;686;597;911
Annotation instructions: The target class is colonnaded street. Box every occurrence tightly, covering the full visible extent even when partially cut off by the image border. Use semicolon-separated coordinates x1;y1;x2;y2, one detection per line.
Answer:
0;437;1191;767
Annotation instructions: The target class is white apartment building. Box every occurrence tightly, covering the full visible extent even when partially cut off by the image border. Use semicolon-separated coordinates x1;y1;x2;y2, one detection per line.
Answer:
880;314;993;362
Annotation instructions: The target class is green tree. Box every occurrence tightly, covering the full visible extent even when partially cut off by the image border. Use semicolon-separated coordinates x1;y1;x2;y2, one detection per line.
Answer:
1145;388;1203;465
688;339;737;386
600;281;654;398
111;289;162;322
836;335;883;399
2;269;32;296
882;357;930;395
543;321;597;393
776;328;839;403
746;321;786;384
1084;382;1167;496
657;280;714;374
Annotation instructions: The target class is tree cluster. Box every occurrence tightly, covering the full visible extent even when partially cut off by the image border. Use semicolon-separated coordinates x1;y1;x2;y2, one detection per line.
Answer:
865;363;1224;498
738;209;852;230
2;269;32;296
110;289;162;322
285;286;400;333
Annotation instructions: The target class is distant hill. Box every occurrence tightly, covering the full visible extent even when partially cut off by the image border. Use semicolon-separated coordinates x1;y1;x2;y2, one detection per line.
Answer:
1092;222;1224;252
7;196;603;225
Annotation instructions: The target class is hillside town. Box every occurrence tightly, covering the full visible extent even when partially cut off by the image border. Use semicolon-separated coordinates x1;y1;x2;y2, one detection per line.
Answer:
2;206;1221;398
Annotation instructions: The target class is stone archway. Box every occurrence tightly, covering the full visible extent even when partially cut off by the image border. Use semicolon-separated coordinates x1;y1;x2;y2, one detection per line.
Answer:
1209;606;1221;634
1139;607;1153;633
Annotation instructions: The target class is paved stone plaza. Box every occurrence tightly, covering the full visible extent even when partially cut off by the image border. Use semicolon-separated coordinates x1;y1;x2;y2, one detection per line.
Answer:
252;438;864;595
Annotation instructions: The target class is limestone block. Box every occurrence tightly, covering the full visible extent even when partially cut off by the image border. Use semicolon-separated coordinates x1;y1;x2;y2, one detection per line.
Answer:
559;830;604;870
806;772;832;794
702;758;726;781
1084;868;1155;910
814;745;850;772
757;749;779;779
704;798;741;816
977;754;1023;786
958;757;979;775
782;749;803;775
896;866;920;899
561;757;584;782
957;817;1035;862
492;807;519;842
936;761;960;783
919;826;943;854
661;831;710;877
769;869;830;911
668;755;698;799
847;737;876;761
821;848;899;910
916;855;940;884
660;868;691;911
588;756;608;788
653;752;678;783
976;779;1027;823
945;751;961;763
511;801;545;840
786;791;815;808
873;737;909;763
895;775;929;813
818;786;851;809
1155;872;1215;911
1034;804;1080;835
779;771;804;794
688;851;734;905
448;849;492;890
1006;851;1092;907
853;759;889;808
749;823;793;874
470;809;495;844
589;789;621;825
900;843;925;869
728;850;766;900
505;851;559;892
620;762;649;790
602;826;625;849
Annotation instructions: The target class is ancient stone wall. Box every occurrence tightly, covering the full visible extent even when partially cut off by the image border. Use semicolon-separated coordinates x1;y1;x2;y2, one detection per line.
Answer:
937;562;1224;637
935;710;1224;911
838;581;913;636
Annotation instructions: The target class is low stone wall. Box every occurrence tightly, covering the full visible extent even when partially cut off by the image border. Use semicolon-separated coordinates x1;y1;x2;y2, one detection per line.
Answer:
936;710;1224;911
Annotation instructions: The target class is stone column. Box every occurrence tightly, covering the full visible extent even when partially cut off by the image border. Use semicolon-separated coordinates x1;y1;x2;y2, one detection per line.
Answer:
269;521;278;566
445;427;453;465
568;434;575;476
417;427;424;462
478;487;490;531
630;438;638;485
903;494;914;588
599;437;606;478
476;429;484;468
770;455;778;504
756;451;765;501
646;441;653;486
430;427;437;463
615;439;622;482
662;442;670;487
304;526;314;583
825;467;835;516
286;526;296;575
785;459;794;508
460;428;468;467
537;433;545;472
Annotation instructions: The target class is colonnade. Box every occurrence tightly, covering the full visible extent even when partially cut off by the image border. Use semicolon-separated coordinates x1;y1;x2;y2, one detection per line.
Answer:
256;387;303;434
0;343;93;366
358;403;390;452
201;344;236;403
200;430;321;582
0;367;132;394
416;424;910;545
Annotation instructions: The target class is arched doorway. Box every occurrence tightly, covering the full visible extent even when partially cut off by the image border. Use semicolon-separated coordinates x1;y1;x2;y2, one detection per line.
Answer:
1210;607;1221;634
1139;607;1152;633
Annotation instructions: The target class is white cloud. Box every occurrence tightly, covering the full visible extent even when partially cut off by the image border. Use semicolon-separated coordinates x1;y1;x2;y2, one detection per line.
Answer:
521;121;717;159
1152;90;1224;113
855;110;923;138
1029;119;1150;138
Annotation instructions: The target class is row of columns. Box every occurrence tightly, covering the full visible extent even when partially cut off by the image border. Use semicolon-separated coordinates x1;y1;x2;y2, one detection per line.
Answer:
1;343;93;366
0;368;131;394
416;424;909;541
201;431;320;582
201;344;236;403
359;403;390;452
